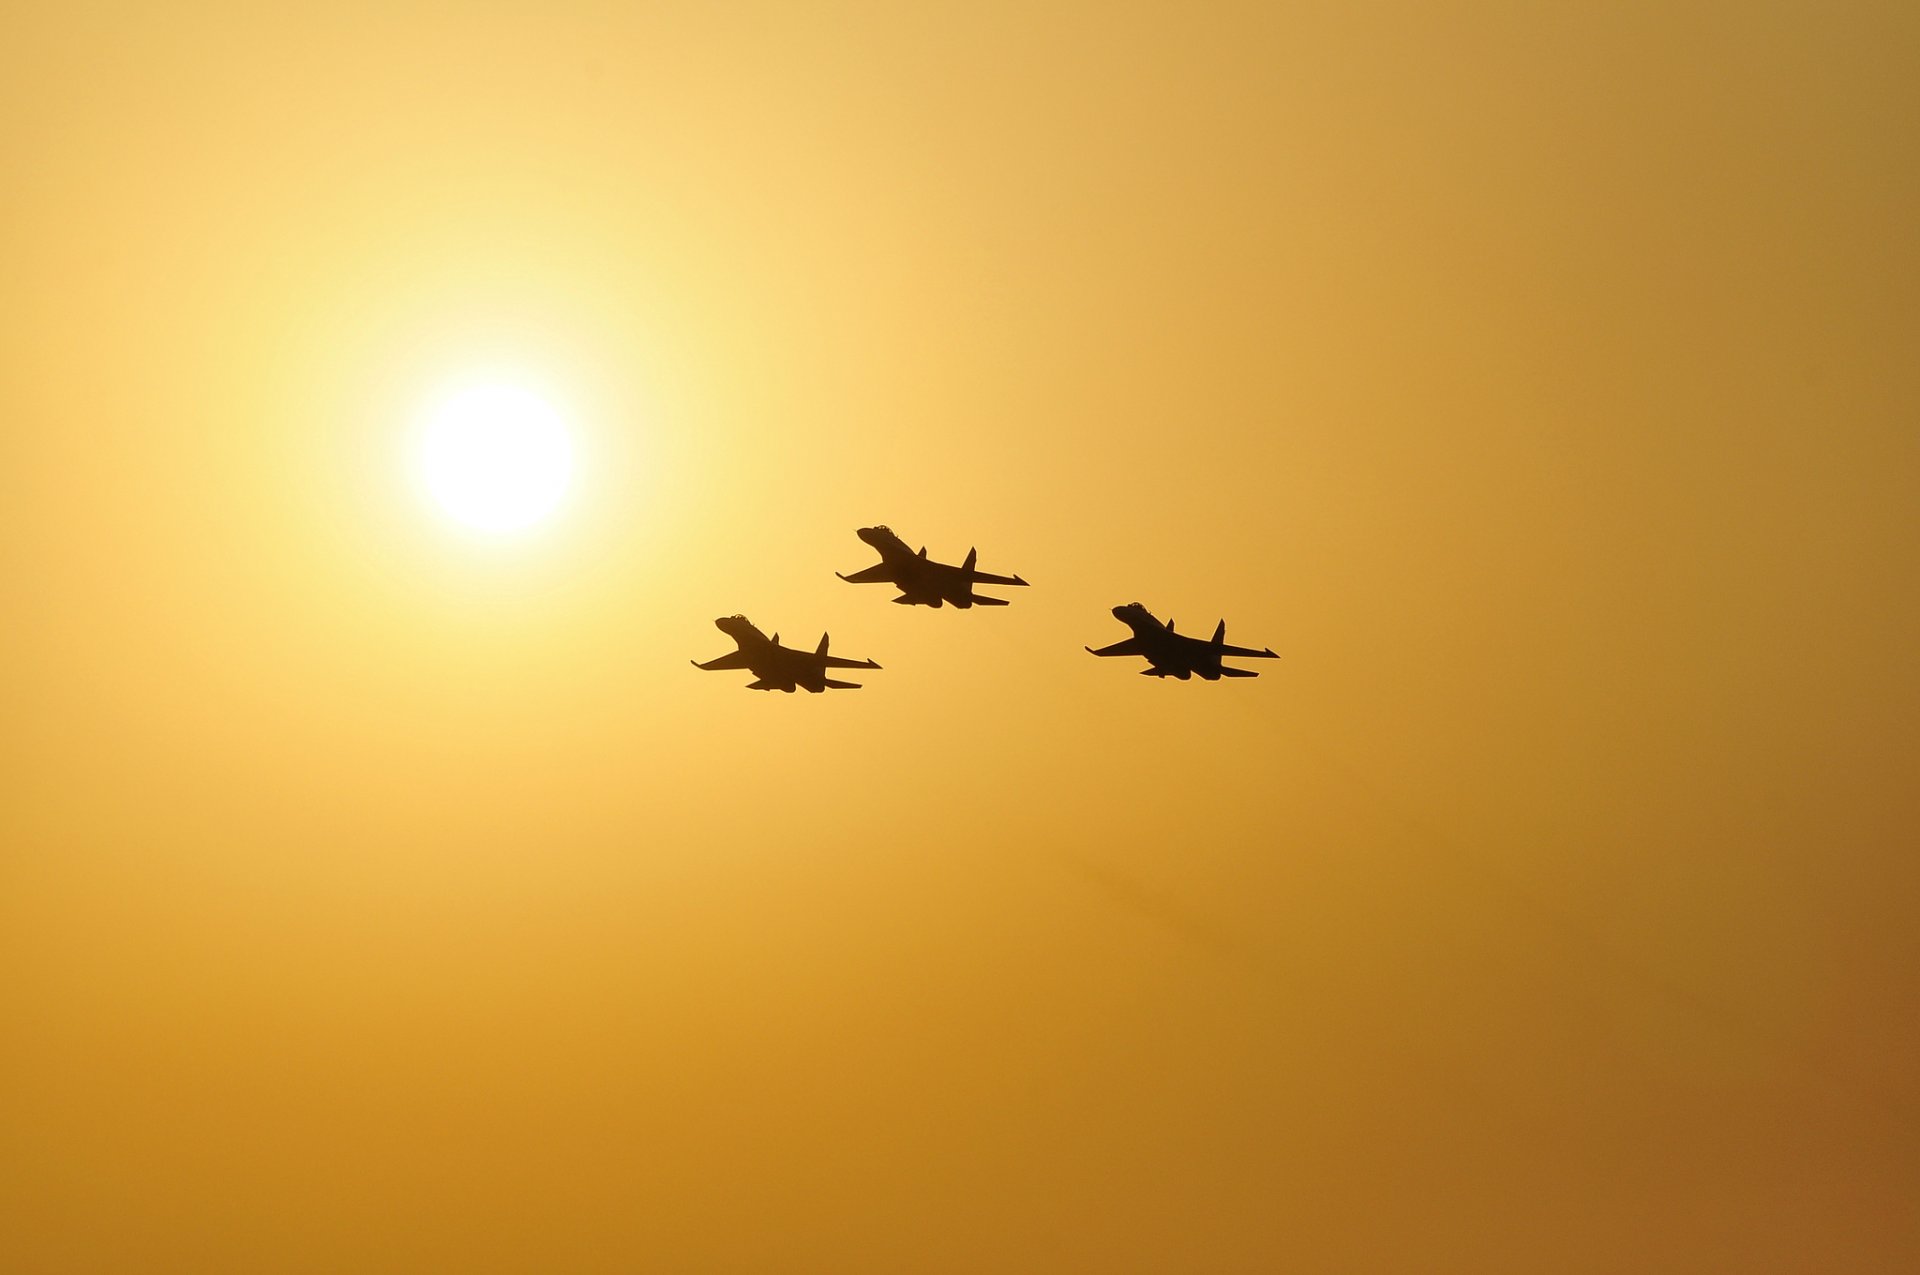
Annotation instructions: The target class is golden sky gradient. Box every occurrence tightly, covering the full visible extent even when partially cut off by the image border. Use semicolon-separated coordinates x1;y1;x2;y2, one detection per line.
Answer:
4;3;1917;1270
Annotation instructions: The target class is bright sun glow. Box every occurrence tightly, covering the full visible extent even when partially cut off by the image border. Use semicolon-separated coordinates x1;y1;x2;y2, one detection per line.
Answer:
414;381;575;533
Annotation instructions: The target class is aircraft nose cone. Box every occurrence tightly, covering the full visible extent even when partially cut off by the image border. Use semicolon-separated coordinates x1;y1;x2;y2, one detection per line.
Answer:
1112;605;1130;619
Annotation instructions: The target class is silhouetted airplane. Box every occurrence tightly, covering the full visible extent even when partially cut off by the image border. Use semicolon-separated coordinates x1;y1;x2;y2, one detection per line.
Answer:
836;525;1029;608
691;615;881;692
1086;603;1279;680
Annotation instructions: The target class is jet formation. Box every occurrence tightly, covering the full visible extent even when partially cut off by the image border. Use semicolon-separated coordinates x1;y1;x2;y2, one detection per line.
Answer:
693;525;1276;691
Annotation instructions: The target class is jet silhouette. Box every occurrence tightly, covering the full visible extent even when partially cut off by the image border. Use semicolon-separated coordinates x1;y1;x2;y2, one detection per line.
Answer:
1085;603;1278;680
691;615;881;692
836;525;1029;608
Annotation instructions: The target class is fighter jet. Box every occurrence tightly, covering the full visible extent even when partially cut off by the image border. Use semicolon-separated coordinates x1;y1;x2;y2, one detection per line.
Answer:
836;525;1030;608
1085;603;1279;680
691;615;881;692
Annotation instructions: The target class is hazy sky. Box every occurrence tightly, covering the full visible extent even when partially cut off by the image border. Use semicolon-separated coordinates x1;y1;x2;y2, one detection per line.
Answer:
4;3;1917;1270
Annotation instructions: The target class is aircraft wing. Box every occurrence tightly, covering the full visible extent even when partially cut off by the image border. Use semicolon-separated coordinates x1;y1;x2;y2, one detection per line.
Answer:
836;563;895;584
819;654;881;670
692;651;754;671
1086;637;1145;657
968;569;1028;586
1216;642;1278;659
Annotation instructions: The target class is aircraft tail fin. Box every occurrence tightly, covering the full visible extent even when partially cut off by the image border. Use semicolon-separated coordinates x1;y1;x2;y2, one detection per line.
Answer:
962;546;978;574
1212;619;1226;644
816;632;830;657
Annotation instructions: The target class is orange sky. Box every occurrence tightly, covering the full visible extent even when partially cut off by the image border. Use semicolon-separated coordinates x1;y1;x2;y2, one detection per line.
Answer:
4;3;1917;1270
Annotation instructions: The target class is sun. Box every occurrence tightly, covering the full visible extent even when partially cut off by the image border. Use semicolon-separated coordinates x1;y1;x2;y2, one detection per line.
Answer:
413;380;576;533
